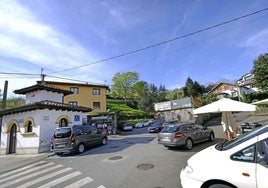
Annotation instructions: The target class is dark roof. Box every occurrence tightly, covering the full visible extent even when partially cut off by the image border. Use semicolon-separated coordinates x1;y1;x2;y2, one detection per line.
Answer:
14;84;73;95
208;82;236;93
37;81;109;89
0;100;92;116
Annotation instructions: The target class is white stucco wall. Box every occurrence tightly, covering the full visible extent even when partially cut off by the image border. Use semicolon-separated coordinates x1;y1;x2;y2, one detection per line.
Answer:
0;109;88;155
25;90;64;104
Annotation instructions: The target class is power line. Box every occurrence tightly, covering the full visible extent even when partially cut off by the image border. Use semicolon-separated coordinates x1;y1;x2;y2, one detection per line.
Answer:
0;72;39;76
0;72;105;85
48;7;268;74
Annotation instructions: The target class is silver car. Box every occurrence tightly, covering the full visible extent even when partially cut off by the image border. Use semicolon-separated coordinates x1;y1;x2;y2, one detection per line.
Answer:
158;123;214;150
51;125;107;155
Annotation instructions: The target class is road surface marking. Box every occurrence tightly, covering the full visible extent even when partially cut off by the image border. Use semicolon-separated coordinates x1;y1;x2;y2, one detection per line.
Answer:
0;161;47;179
0;164;63;187
0;162;55;183
64;177;94;188
38;171;82;188
17;167;72;188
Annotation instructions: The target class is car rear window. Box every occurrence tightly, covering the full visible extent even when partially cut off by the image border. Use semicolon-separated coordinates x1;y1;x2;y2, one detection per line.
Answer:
54;128;72;138
161;125;179;133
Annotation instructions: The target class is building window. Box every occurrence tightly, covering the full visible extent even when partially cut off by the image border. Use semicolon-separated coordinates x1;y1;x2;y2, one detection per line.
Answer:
93;88;100;95
59;118;68;127
69;101;78;106
93;102;100;109
70;87;79;94
25;121;33;133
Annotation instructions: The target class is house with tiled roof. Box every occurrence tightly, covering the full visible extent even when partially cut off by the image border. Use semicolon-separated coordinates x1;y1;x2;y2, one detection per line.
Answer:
37;81;109;115
208;82;237;98
0;84;91;155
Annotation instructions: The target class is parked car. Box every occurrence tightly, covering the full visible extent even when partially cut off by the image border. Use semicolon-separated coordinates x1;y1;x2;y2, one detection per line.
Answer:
122;123;133;131
51;124;108;155
143;120;150;127
148;122;163;133
135;120;149;128
180;124;268;188
148;119;155;125
158;123;214;150
237;122;262;135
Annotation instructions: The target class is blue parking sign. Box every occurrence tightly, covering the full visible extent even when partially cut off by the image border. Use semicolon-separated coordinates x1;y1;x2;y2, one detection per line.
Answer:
74;115;80;121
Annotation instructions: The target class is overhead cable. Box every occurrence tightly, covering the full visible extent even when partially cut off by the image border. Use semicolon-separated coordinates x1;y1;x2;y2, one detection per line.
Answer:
47;7;268;74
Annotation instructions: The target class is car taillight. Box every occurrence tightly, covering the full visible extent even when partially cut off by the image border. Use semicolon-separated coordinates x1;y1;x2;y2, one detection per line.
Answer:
50;136;54;144
174;132;182;138
71;133;76;143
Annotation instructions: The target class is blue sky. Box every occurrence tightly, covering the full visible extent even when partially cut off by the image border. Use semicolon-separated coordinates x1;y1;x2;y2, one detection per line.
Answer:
1;0;268;97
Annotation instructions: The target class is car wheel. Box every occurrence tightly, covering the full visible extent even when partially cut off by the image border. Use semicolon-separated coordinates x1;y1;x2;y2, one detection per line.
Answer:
209;133;214;142
184;138;193;150
208;184;234;188
102;137;107;145
77;143;85;154
55;152;63;156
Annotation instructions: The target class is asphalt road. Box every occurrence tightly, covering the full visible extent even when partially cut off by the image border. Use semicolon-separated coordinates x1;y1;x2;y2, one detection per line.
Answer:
46;127;220;188
0;127;222;188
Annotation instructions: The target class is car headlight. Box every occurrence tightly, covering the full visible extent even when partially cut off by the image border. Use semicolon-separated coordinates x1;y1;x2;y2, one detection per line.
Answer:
183;163;193;174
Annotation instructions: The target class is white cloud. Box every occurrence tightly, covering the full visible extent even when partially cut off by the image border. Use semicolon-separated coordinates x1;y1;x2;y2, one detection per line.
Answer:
0;0;118;97
242;29;268;47
0;0;99;73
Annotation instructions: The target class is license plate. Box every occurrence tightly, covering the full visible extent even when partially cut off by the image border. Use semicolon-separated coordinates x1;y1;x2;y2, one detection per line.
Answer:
161;137;170;141
57;144;65;148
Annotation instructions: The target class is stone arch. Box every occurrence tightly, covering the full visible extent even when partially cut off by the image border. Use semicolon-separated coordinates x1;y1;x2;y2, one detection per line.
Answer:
6;120;20;132
55;115;72;127
6;120;19;154
23;117;35;133
23;117;35;127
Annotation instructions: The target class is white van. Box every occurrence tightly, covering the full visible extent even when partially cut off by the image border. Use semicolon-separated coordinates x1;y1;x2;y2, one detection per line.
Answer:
180;125;268;188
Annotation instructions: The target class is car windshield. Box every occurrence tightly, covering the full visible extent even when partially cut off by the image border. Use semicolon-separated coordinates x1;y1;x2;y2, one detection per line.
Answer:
151;123;160;127
161;124;179;133
54;128;72;138
216;126;268;151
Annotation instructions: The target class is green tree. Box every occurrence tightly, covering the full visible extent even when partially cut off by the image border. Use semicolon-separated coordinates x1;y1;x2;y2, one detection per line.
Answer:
185;77;194;96
133;82;158;112
158;84;168;102
110;71;139;101
252;53;268;90
199;93;217;106
185;77;203;97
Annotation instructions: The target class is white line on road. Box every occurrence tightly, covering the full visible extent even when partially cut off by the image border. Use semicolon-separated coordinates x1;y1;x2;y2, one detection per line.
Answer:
0;164;63;188
0;161;47;179
38;171;82;188
64;177;94;188
17;167;72;188
97;185;106;188
0;162;55;183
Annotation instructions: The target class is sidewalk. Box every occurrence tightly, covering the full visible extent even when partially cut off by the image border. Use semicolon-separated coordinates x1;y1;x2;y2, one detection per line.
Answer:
0;152;53;173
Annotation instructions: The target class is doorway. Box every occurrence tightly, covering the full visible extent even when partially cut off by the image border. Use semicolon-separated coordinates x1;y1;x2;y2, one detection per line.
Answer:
9;124;17;154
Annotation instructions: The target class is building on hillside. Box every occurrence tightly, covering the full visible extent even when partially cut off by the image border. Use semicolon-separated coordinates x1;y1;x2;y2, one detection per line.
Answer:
0;84;91;155
37;81;109;114
154;97;194;123
236;73;260;95
208;82;237;98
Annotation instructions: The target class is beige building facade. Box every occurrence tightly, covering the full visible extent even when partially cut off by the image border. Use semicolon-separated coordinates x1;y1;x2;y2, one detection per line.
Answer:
38;81;109;114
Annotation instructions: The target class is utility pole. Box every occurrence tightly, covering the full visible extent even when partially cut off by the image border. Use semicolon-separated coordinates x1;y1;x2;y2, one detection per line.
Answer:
0;80;8;143
40;68;45;84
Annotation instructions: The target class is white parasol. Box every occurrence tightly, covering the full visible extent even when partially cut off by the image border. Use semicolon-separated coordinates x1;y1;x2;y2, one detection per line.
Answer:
193;98;257;114
193;98;257;140
252;98;268;105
